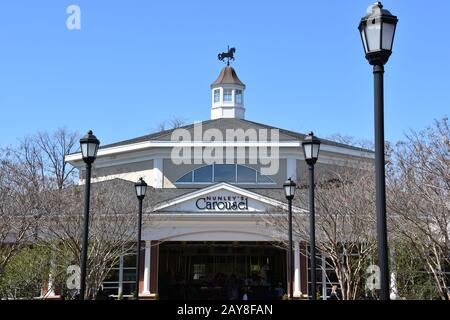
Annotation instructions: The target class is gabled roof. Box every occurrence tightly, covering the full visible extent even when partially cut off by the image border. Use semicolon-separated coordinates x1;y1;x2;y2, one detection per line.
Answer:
85;178;308;212
151;182;306;213
98;118;373;153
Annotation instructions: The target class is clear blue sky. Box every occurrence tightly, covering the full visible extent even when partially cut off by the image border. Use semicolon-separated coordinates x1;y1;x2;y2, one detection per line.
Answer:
0;0;448;147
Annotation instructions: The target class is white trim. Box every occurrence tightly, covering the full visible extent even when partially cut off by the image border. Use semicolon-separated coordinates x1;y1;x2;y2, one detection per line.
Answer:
149;213;295;220
65;141;374;163
322;253;327;300
159;230;274;242
46;257;56;297
294;241;301;297
151;182;306;213
153;158;163;188
91;155;160;169
118;256;124;296
143;241;151;294
175;182;276;186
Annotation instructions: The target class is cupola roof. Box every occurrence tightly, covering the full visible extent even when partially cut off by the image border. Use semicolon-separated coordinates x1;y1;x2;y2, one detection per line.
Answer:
210;66;245;89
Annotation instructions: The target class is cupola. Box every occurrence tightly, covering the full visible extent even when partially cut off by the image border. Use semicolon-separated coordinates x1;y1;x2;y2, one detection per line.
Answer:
210;66;246;120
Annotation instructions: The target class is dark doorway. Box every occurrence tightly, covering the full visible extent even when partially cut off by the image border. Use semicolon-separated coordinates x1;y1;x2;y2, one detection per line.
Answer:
158;241;286;300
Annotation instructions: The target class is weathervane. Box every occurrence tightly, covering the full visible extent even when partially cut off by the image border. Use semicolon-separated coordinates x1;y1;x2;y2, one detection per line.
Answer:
218;46;236;66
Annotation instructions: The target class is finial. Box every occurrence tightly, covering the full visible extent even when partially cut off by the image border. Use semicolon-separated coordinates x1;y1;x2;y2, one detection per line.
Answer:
375;1;383;8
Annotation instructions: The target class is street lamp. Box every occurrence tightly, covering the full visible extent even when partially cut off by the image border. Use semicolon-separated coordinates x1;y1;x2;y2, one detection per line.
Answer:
79;130;100;300
358;1;398;300
283;178;296;300
134;177;147;300
302;132;321;300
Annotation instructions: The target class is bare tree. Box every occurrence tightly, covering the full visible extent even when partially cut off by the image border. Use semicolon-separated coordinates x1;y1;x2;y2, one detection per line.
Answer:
38;179;146;299
388;117;450;300
38;177;166;299
305;166;377;300
266;163;377;300
0;128;164;299
0;140;47;272
156;116;187;132
35;128;79;189
327;134;375;151
0;129;79;272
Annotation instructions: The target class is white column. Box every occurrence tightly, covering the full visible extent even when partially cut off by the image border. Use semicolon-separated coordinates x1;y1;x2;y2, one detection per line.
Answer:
47;270;56;297
322;253;327;300
390;272;398;300
45;254;56;297
118;256;124;296
293;241;301;297
287;158;297;181
143;241;151;294
153;158;163;188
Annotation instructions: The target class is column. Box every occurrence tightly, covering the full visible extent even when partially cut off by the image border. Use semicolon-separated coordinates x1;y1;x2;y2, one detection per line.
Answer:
46;269;56;297
143;241;151;294
321;253;327;300
390;272;398;300
150;241;159;294
118;256;124;296
153;158;163;188
44;254;56;298
299;242;308;294
293;241;302;297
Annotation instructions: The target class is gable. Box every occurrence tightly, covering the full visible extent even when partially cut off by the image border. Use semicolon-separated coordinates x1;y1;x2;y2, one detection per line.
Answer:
151;183;305;214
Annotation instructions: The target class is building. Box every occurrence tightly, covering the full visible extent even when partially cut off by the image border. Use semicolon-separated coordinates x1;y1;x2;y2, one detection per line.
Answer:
65;63;374;300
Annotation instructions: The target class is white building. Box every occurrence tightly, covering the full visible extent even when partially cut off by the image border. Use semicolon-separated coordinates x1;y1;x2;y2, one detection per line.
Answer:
66;64;374;300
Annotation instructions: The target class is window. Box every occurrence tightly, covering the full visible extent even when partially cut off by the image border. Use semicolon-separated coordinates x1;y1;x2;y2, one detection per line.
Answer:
306;249;345;300
214;89;220;103
224;89;232;102
192;264;206;280
175;165;275;184
177;171;193;183
194;165;213;182
235;90;242;104
237;165;256;183
214;164;235;182
103;253;137;297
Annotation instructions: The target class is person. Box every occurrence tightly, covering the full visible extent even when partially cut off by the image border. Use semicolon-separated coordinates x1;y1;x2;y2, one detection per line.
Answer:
274;282;285;300
329;285;339;300
259;261;270;285
242;287;249;300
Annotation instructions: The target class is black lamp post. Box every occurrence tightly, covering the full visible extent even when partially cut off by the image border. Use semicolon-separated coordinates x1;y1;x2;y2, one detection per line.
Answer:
79;130;100;300
134;177;147;300
283;178;296;300
358;2;398;300
302;132;321;300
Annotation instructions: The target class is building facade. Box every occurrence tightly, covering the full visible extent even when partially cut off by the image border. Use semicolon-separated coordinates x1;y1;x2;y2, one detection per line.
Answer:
66;65;374;300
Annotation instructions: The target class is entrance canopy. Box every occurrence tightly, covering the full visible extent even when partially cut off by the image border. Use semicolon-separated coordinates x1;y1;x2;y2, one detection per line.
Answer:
143;183;305;242
151;182;305;214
